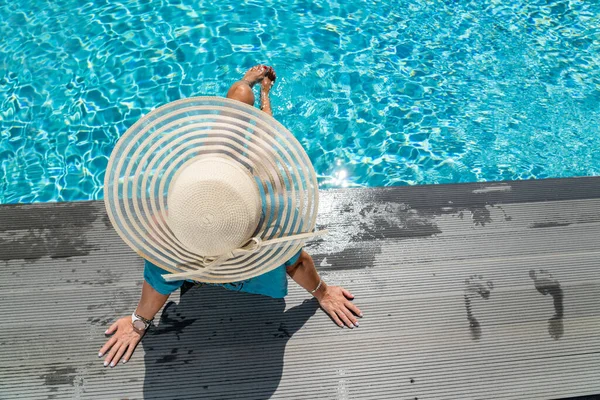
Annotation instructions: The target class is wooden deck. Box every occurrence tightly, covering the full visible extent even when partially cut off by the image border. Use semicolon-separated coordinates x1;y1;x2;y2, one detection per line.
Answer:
1;177;599;399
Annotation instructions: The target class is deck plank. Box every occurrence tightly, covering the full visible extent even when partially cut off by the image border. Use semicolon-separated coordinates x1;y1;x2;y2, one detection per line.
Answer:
1;177;599;399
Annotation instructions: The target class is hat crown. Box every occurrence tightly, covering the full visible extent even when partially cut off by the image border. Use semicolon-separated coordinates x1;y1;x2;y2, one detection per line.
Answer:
167;157;261;256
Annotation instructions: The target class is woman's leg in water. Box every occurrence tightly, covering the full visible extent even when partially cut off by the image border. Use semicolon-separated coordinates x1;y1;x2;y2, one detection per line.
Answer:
226;65;268;106
226;65;276;117
259;71;275;116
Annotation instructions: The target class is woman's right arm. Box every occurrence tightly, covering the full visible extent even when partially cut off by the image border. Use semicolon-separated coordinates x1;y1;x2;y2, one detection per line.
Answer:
98;281;170;368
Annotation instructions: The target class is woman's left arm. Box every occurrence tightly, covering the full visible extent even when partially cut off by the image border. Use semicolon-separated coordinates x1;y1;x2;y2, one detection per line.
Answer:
286;251;363;328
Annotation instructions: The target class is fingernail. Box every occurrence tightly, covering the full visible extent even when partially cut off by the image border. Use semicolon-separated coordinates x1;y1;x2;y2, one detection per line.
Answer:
122;359;127;364
354;322;360;327
103;361;108;367
104;330;109;334
98;352;103;358
359;313;364;317
110;362;115;368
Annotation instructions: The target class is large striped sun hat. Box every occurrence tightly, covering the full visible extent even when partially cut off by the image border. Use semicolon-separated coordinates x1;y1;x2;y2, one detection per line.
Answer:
104;96;326;283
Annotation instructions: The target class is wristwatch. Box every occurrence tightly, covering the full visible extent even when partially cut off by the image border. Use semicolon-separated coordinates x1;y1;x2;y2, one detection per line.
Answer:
131;312;153;331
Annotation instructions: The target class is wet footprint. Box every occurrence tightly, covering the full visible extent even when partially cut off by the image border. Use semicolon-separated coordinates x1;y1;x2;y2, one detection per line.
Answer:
463;275;494;340
529;269;564;340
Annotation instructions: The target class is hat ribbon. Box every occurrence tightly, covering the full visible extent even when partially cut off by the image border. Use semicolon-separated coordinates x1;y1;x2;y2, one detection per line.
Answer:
163;229;328;281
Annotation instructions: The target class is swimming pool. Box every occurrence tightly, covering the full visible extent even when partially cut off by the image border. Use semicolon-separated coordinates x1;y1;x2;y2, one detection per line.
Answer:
1;0;599;204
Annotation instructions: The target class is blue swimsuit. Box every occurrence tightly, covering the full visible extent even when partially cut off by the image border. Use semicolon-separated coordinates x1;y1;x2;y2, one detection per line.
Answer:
144;250;302;299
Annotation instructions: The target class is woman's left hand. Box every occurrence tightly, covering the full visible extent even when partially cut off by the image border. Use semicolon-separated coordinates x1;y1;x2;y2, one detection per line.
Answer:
315;285;363;328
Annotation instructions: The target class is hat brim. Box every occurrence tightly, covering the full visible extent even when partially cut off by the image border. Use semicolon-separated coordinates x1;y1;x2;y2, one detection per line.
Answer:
104;97;319;283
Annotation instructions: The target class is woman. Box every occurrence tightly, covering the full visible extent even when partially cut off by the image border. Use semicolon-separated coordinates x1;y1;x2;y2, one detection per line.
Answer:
99;65;363;368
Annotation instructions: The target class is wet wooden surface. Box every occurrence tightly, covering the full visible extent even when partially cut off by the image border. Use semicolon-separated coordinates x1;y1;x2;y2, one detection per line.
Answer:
1;177;599;399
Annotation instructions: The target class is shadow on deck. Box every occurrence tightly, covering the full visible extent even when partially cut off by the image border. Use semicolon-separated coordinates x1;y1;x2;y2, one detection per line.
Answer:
1;177;599;399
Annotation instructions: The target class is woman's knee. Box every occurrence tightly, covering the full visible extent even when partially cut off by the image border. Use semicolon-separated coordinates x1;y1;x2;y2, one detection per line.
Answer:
226;82;255;106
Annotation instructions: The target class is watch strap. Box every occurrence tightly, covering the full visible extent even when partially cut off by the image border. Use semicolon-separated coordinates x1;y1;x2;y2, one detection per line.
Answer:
133;312;154;324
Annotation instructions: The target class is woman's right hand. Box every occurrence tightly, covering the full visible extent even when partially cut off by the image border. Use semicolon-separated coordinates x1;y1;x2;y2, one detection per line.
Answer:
98;316;145;368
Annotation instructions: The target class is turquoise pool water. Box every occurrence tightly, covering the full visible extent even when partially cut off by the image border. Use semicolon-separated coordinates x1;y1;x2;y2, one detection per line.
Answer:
0;0;599;204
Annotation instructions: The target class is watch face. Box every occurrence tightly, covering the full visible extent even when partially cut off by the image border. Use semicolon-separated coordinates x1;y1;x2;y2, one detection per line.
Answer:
132;319;146;330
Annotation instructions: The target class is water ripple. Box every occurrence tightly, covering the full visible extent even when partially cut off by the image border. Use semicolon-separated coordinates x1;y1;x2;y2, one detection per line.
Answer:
1;0;599;203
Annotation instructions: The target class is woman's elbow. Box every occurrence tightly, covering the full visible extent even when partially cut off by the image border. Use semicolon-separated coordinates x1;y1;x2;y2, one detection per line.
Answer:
286;250;310;275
